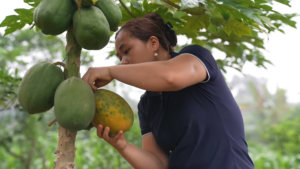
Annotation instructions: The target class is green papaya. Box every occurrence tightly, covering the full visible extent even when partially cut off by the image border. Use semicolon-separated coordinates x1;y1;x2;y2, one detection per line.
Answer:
73;0;99;7
73;6;110;50
54;77;95;132
18;61;65;114
34;0;76;35
95;0;122;32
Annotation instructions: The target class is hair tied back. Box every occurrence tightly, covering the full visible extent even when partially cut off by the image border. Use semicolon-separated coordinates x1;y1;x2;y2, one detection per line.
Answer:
161;22;173;33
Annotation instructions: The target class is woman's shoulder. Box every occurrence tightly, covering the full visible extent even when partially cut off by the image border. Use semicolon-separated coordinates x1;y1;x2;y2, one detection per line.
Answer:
178;44;211;54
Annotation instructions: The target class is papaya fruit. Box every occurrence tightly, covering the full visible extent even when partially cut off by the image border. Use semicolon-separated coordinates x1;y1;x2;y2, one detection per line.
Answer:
73;6;111;50
17;61;64;114
34;0;76;35
73;0;99;7
94;0;122;32
54;77;95;132
92;89;134;135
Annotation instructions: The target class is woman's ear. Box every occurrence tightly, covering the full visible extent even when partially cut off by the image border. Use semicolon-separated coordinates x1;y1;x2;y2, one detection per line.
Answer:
148;36;159;51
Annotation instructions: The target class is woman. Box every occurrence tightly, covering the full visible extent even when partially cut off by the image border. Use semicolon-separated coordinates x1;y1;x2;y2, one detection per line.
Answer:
82;13;254;169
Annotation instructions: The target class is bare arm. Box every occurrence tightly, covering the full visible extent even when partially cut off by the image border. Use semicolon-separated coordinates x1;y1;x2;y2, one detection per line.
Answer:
108;54;207;91
118;133;168;169
94;124;168;169
83;54;207;91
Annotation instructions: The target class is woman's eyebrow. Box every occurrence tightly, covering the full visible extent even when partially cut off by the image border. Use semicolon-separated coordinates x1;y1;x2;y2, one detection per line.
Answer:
116;43;127;58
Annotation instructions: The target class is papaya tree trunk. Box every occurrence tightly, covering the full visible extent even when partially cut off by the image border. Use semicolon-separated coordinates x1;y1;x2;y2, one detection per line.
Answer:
54;26;82;169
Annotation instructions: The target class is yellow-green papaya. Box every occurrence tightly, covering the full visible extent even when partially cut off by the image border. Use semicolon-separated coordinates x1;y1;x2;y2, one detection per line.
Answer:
17;61;65;114
94;0;122;32
34;0;76;35
73;6;110;50
54;77;95;132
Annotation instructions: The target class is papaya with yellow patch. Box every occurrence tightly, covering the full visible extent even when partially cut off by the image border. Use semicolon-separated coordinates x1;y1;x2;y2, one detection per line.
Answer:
92;89;134;134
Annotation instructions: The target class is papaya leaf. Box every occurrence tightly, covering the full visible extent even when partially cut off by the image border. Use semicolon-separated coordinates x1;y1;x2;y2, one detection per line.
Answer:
0;15;20;27
0;8;35;36
14;8;34;25
4;22;26;36
23;0;41;7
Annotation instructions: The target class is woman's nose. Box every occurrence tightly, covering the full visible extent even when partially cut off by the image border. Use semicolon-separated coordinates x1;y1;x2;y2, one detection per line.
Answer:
120;59;129;65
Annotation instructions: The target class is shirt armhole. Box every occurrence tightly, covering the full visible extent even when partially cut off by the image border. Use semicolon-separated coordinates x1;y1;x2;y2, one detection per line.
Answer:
180;53;211;83
142;132;152;137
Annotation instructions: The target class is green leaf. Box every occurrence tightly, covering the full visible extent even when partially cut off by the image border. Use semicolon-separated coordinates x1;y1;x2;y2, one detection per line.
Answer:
14;8;34;25
170;0;181;3
260;16;275;28
224;18;252;37
14;69;19;76
274;0;291;7
268;13;298;28
182;13;210;30
4;22;26;36
24;0;41;7
216;5;230;21
181;0;206;10
130;1;144;18
0;15;20;27
143;0;162;13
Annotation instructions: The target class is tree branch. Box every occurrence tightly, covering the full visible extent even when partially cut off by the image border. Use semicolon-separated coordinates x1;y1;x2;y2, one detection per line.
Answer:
119;0;136;18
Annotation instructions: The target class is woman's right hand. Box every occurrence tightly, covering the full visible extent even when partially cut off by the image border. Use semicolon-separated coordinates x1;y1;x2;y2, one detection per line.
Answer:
93;123;128;152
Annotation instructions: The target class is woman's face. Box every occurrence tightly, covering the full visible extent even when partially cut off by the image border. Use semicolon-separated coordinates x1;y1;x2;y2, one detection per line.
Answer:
115;30;158;65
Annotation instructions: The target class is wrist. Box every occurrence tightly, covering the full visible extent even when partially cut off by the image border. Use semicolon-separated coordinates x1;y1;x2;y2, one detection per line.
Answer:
117;141;129;154
107;66;113;80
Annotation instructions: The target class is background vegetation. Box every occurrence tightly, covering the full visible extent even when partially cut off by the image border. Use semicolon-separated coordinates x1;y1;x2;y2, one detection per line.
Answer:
0;0;299;168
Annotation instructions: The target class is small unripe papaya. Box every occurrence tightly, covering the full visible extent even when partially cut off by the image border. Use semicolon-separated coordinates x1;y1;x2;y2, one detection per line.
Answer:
54;77;95;132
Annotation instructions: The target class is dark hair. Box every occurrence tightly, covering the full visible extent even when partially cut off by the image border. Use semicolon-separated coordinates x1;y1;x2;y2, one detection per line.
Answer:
115;13;177;53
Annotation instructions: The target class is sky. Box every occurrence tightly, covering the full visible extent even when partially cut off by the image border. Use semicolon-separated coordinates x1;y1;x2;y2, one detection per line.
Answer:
0;1;299;104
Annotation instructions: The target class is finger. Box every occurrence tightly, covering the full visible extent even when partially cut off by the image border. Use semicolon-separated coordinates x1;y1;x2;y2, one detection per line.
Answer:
82;69;90;82
96;124;104;138
87;76;98;91
83;73;97;91
102;127;110;141
94;79;103;88
114;131;123;141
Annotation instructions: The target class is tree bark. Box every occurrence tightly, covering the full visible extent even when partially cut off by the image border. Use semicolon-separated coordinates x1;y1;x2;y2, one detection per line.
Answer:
54;26;82;169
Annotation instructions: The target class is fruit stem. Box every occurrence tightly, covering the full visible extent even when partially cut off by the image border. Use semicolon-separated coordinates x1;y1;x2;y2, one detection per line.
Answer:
53;61;66;69
47;119;57;127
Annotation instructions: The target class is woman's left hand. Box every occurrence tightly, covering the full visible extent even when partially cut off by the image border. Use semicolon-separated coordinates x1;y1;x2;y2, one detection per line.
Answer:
82;67;113;90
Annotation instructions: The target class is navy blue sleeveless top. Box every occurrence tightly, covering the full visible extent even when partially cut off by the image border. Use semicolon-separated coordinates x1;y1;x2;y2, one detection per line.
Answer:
137;44;254;169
